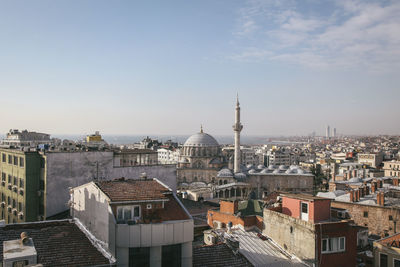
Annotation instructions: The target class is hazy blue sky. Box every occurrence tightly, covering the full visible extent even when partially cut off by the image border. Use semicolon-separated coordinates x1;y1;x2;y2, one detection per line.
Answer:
1;0;399;136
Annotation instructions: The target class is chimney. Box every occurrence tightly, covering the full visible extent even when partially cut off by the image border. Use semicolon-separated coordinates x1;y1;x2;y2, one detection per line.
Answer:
356;189;360;201
344;173;348;180
394;178;399;187
353;169;357;178
349;190;354;202
377;192;385;206
361;187;365;197
371;182;376;193
366;185;370;195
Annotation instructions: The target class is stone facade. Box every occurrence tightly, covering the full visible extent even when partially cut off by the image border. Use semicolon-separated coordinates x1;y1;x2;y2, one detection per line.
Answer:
246;173;314;198
331;200;400;237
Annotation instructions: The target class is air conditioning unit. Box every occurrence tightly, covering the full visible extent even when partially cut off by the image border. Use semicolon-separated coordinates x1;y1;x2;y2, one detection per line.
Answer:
37;215;44;221
337;211;348;219
0;202;5;208
7;184;12;190
19;189;24;196
12;186;17;193
7;206;12;212
37;190;43;197
18;212;24;219
1;181;5;186
12;209;17;215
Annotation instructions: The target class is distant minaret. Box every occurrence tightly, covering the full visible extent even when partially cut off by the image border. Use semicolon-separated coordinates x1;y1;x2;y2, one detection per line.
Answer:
233;94;243;173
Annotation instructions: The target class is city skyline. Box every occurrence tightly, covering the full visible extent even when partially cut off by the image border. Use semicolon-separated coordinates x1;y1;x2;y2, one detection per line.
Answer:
1;0;400;135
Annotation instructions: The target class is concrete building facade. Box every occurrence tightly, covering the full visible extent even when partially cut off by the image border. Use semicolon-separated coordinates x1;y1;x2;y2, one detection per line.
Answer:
70;178;193;267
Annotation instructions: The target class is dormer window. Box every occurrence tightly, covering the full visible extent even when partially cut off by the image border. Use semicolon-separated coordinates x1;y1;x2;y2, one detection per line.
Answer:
117;205;140;222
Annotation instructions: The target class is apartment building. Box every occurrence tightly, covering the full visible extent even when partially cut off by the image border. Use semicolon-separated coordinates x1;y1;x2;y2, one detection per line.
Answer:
263;194;358;267
70;178;193;267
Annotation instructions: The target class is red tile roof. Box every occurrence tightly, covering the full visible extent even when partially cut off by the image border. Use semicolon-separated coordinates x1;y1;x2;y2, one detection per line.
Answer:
0;220;112;267
377;233;400;248
96;178;170;202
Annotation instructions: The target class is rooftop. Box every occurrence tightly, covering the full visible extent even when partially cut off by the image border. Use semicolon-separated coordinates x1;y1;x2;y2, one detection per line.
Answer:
222;228;305;267
95;178;170;202
281;193;330;201
193;242;253;267
0;220;113;267
376;232;400;248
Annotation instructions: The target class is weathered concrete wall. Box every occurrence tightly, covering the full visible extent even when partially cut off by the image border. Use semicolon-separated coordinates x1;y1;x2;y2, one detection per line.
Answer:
263;208;316;266
331;201;400;237
45;151;177;217
71;182;115;254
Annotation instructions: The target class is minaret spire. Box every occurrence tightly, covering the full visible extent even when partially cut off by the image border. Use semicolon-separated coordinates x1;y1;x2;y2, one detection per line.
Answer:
233;94;243;173
200;124;203;133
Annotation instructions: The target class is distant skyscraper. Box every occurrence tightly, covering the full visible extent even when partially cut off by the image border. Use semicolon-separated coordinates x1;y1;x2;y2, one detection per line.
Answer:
333;128;337;138
326;125;330;139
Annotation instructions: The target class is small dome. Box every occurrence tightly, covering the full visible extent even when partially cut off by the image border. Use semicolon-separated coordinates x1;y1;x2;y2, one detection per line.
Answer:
190;182;207;188
248;169;257;174
268;165;277;170
279;165;288;170
257;164;265;170
217;168;233;177
246;164;254;169
273;169;281;174
184;132;219;147
260;169;270;174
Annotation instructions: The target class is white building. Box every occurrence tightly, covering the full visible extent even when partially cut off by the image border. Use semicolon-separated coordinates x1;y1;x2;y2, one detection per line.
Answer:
1;129;52;148
70;178;193;267
157;148;180;164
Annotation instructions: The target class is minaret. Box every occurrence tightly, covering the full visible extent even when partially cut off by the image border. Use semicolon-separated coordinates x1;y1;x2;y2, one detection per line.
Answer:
233;94;243;173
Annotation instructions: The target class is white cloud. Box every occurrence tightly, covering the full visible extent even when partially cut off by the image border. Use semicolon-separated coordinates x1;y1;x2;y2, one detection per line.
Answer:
230;0;400;72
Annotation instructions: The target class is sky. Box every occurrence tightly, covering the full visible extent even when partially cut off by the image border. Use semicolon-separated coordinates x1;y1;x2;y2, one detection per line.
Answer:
0;0;399;136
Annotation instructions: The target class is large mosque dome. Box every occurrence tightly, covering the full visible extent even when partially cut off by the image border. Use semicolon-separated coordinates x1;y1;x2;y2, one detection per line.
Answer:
184;131;219;147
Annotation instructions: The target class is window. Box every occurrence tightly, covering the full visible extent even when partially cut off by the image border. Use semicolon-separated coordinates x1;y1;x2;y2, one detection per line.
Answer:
13;156;18;166
18;202;23;211
394;259;400;267
13;177;17;186
301;203;308;213
12;260;29;267
380;253;388;267
19;157;24;167
19;179;24;188
162;244;181;267
322;237;346;253
117;205;140;222
8;175;11;183
2;153;5;162
8;155;12;164
389;215;393;221
363;211;368;218
129;247;150;267
1;173;5;181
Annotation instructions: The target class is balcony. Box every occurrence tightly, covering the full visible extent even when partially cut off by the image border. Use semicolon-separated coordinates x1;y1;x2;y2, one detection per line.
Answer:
115;219;193;248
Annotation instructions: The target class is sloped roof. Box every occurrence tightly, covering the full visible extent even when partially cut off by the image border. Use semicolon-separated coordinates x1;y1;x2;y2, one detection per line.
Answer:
95;178;170;202
0;220;112;267
238;200;263;217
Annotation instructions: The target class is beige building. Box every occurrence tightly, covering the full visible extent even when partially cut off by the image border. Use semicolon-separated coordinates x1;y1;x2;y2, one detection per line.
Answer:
358;153;383;168
70;178;193;267
384;161;400;177
373;233;400;267
113;149;158;167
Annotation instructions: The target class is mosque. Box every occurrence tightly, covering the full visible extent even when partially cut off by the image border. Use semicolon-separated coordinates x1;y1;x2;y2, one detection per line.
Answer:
178;96;314;201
